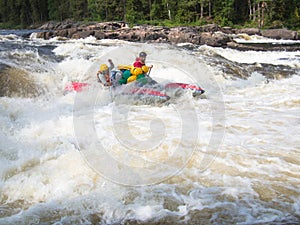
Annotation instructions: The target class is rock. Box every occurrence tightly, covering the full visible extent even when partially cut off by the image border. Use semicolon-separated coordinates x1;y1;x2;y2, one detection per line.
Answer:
261;28;298;40
91;21;129;31
200;32;230;47
94;31;106;40
71;30;95;39
168;29;187;43
221;26;234;34
104;31;120;39
36;31;47;39
143;32;167;41
35;20;299;51
212;32;232;45
38;21;57;30
54;19;78;30
36;31;54;39
199;32;212;45
168;27;200;44
129;32;141;41
55;29;68;38
67;28;79;38
198;23;221;33
227;41;300;51
238;28;261;36
0;66;43;98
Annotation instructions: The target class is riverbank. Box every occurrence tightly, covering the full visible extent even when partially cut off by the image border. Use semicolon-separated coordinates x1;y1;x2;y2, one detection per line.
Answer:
34;20;300;51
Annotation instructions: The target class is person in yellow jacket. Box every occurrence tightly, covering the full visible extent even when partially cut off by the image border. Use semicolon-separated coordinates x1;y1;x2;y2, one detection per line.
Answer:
97;59;114;86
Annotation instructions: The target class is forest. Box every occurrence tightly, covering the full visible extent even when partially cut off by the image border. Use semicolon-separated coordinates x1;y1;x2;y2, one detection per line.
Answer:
0;0;299;30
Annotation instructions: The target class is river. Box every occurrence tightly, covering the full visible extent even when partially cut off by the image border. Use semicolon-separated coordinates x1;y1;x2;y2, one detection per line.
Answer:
0;31;299;224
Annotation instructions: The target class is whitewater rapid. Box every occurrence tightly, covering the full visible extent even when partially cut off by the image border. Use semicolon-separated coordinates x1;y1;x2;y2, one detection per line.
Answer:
0;33;299;224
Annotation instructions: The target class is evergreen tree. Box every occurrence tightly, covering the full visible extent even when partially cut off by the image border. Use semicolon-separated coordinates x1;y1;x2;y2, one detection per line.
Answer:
88;0;103;20
0;0;299;30
48;0;70;21
70;0;88;20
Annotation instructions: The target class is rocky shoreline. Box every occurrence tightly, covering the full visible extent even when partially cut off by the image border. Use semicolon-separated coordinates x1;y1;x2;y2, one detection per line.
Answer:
36;20;300;51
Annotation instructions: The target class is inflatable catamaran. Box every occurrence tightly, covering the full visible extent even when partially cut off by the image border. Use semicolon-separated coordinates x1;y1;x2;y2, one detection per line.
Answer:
64;66;205;103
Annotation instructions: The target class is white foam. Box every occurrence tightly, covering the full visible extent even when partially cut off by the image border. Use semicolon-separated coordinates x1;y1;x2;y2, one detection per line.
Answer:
0;37;299;224
201;45;300;68
234;35;300;45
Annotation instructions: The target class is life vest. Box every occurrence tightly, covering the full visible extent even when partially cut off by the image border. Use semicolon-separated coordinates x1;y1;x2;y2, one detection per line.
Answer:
117;65;149;84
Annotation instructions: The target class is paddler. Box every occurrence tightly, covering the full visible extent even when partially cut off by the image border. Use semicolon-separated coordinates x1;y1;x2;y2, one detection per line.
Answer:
97;59;115;86
127;52;153;83
133;51;153;70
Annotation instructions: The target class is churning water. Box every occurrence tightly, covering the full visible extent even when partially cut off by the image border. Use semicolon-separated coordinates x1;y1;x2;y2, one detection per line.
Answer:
0;33;299;224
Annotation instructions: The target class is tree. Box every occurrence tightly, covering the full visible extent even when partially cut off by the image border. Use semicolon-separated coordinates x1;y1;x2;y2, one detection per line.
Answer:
48;0;70;21
87;0;102;20
29;0;48;24
70;0;88;20
213;0;235;26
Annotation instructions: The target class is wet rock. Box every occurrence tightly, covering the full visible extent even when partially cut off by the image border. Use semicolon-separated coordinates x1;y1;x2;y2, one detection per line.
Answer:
212;32;232;46
252;63;297;79
227;41;300;51
55;29;68;38
0;65;43;98
71;30;95;39
261;28;298;40
35;31;46;39
36;31;54;39
66;28;79;38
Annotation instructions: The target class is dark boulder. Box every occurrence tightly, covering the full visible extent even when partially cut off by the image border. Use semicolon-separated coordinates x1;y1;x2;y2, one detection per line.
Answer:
261;29;298;40
36;31;54;39
55;29;68;38
94;31;106;40
144;32;164;41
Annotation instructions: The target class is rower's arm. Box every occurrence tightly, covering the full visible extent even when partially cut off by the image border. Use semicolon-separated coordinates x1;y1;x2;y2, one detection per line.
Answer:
108;59;114;70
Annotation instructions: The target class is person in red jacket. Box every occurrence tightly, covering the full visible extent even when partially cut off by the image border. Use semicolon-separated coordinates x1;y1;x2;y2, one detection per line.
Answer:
133;52;153;71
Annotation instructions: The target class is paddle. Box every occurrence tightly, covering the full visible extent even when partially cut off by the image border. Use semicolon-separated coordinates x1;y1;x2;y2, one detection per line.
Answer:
147;66;152;76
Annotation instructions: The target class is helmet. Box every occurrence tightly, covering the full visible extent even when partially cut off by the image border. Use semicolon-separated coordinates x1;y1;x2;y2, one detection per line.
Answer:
131;67;143;76
100;64;108;72
142;65;149;73
139;52;147;58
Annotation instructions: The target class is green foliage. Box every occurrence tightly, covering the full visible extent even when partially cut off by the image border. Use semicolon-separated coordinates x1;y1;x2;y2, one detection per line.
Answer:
0;0;299;30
